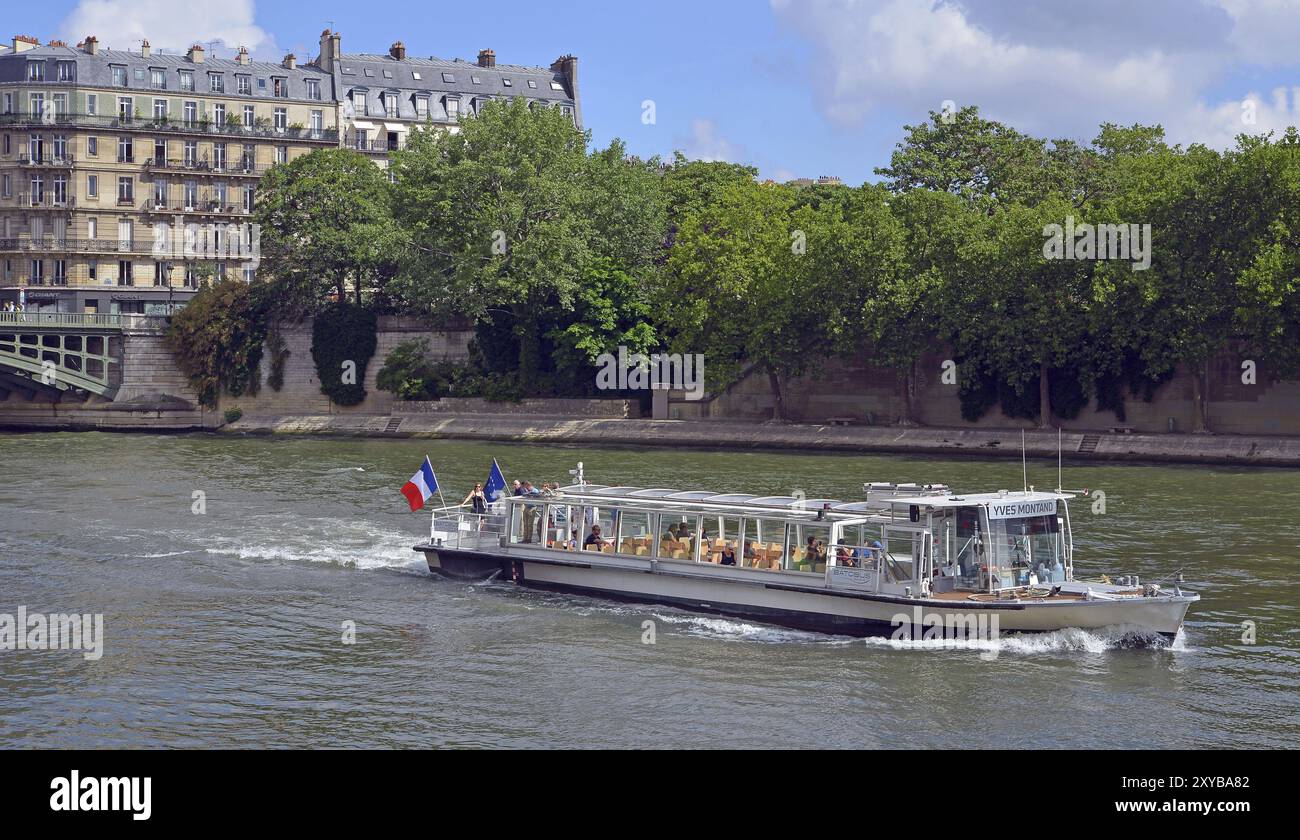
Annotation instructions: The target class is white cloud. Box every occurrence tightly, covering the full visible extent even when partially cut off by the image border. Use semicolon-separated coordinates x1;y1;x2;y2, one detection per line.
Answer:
676;119;746;163
60;0;278;59
771;0;1300;150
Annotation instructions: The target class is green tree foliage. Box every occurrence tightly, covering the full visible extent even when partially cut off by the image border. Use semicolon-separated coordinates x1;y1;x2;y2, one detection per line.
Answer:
164;278;267;408
253;148;404;313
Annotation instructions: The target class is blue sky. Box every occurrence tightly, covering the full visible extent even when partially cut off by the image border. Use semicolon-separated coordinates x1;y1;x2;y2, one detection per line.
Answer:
18;0;1300;184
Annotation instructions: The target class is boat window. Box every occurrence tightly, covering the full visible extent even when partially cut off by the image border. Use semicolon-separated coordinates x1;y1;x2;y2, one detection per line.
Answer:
512;497;545;545
580;506;617;553
790;524;831;572
987;514;1064;588
743;518;788;571
700;515;742;564
659;513;701;561
542;503;570;549
616;511;653;557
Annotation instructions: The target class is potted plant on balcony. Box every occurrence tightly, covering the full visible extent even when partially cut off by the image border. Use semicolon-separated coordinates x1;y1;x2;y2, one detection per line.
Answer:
226;113;242;129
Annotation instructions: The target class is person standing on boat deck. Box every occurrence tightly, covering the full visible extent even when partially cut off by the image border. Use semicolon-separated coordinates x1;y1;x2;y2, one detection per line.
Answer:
511;480;523;497
463;483;488;522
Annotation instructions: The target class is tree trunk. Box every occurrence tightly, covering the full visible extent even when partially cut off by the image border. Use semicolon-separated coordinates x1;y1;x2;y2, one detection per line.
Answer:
767;366;786;422
898;360;919;426
1191;359;1210;433
1038;361;1052;429
515;302;541;391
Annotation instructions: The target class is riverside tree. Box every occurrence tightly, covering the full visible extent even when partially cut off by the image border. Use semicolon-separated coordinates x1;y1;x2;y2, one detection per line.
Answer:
253;148;404;313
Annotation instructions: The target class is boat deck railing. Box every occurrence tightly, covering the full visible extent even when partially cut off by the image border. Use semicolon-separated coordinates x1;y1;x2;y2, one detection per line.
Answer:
428;505;507;551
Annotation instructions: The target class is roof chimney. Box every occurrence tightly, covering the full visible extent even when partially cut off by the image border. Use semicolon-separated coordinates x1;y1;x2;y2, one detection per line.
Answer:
140;39;151;58
188;43;205;64
549;55;580;127
83;35;98;55
283;53;297;69
477;48;496;68
318;28;340;66
12;35;39;53
390;41;406;61
236;46;249;65
48;39;68;48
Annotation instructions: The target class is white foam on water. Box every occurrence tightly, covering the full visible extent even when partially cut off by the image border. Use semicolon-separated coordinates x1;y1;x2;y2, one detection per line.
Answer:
651;612;854;645
860;623;1187;655
203;518;425;573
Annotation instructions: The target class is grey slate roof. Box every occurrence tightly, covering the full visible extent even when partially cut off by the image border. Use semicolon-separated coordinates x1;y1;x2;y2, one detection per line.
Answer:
0;45;332;105
330;52;574;124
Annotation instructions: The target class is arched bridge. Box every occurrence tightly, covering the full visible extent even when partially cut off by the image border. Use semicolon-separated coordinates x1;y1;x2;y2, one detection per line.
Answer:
0;312;152;399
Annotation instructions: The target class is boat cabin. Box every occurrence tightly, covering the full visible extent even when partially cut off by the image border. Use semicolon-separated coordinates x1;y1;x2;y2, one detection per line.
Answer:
442;482;1075;598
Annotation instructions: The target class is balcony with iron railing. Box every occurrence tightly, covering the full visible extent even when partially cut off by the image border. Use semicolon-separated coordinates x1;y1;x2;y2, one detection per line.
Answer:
138;198;253;217
16;152;75;167
0;237;164;255
14;191;76;210
0;112;339;144
142;157;273;176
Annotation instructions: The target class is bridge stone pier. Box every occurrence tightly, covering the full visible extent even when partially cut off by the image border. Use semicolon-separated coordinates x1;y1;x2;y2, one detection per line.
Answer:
0;312;207;430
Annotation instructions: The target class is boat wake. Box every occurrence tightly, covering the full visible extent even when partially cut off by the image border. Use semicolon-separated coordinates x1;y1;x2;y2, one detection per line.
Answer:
203;519;426;573
650;613;1188;653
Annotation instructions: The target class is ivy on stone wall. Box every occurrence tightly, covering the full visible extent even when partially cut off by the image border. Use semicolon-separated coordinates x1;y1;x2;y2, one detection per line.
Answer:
165;278;267;409
311;305;377;406
265;326;289;392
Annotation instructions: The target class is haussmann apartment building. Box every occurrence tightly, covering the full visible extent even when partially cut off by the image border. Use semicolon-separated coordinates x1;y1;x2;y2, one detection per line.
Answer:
0;29;580;314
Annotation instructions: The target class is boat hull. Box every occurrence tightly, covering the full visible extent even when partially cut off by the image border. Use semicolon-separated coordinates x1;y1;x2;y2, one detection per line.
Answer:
417;546;1194;641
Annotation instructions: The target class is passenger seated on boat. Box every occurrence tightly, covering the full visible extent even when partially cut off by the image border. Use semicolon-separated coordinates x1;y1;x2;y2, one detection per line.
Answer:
720;545;737;566
584;525;607;551
837;545;856;568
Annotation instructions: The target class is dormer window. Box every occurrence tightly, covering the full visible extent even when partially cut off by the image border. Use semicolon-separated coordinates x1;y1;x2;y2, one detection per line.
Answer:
150;68;166;89
56;62;75;82
384;93;399;118
305;79;320;100
237;75;252;95
352;90;368;116
209;73;225;93
179;70;194;91
112;66;128;87
445;96;460;120
414;96;429;119
272;78;287;98
28;61;45;82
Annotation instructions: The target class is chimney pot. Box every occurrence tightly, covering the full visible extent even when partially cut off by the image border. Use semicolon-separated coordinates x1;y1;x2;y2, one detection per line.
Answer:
477;48;496;68
140;39;151;58
390;41;406;61
188;43;205;63
283;53;297;69
83;35;99;55
12;35;40;53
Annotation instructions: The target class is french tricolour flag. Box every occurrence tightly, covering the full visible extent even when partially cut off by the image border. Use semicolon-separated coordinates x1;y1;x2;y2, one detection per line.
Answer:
400;456;439;512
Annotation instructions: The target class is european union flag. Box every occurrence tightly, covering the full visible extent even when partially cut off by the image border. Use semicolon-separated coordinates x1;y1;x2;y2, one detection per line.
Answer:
484;458;508;503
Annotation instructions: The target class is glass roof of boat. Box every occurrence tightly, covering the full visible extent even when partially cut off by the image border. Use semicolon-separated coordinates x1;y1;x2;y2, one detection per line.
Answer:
539;482;1072;514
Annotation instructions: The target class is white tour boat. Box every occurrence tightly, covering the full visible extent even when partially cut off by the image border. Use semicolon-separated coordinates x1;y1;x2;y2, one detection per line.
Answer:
413;466;1198;642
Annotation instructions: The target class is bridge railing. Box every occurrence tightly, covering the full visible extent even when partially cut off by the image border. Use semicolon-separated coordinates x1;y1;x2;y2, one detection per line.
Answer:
0;312;167;329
